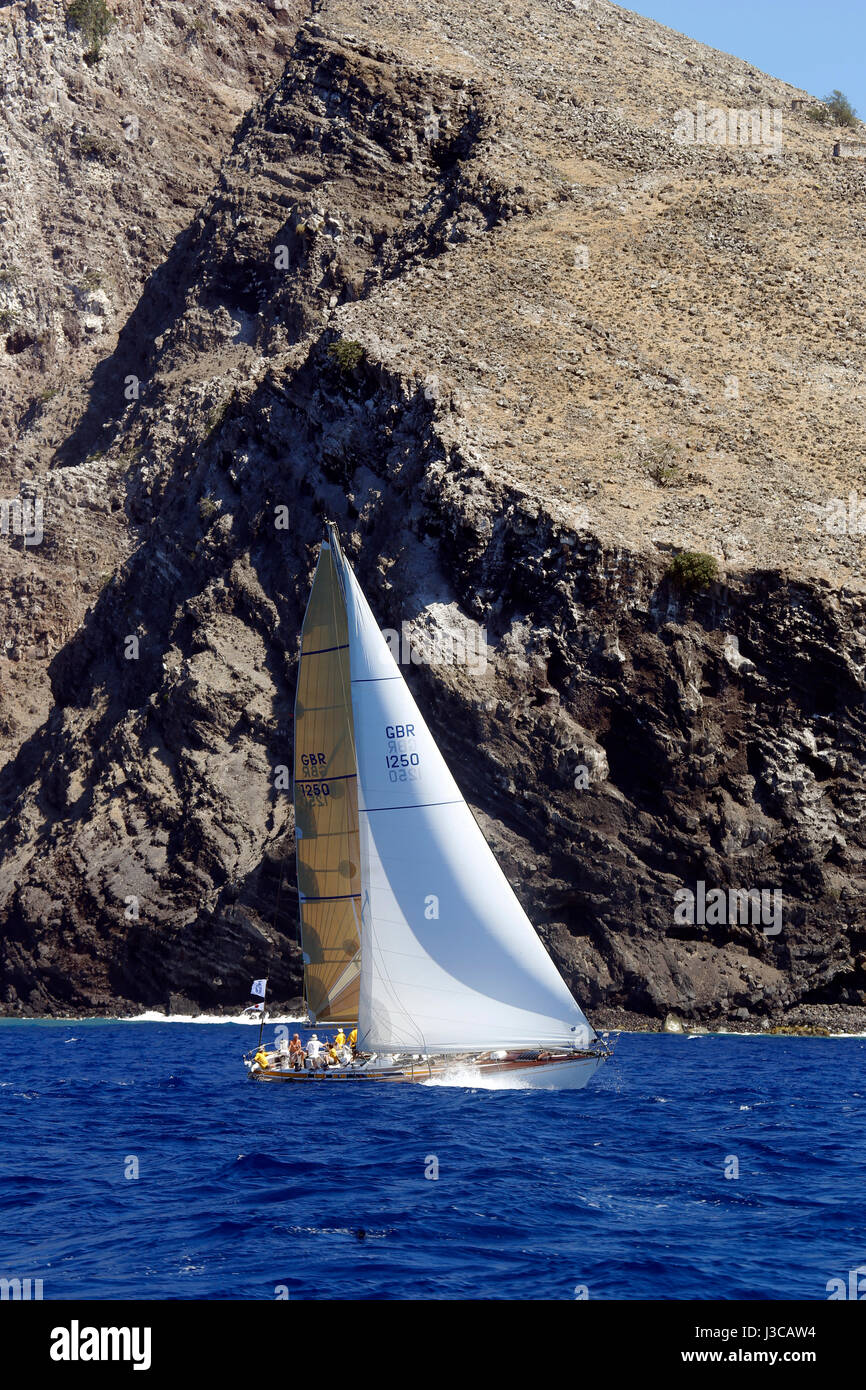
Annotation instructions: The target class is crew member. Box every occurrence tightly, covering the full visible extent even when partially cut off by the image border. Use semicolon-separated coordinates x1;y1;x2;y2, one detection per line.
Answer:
306;1033;322;1069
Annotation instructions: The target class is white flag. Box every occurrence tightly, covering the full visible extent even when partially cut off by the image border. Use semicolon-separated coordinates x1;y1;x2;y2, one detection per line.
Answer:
250;979;267;999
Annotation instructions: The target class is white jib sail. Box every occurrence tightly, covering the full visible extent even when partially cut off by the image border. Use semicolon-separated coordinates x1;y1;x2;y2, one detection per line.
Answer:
335;543;595;1056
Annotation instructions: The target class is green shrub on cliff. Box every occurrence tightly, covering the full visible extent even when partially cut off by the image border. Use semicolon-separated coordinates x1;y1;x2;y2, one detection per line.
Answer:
67;0;115;62
667;550;718;592
327;339;365;374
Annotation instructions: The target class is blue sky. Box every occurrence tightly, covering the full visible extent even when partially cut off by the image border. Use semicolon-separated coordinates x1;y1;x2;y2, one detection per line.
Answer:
630;1;864;120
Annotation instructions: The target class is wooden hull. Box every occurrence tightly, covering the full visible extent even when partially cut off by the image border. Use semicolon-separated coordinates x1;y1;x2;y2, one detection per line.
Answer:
246;1050;607;1090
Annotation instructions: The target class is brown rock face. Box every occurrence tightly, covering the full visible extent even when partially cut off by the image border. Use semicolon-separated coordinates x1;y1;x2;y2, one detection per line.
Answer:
0;0;864;1023
0;0;297;766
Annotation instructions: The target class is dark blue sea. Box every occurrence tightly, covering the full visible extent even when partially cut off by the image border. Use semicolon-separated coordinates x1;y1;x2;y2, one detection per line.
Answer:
0;1022;863;1301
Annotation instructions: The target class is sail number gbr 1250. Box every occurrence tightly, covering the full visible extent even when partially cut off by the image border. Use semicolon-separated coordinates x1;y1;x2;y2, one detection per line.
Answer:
385;724;421;783
298;752;331;800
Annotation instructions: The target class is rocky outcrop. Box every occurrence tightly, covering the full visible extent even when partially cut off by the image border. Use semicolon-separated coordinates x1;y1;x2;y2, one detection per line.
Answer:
1;0;864;1020
0;0;297;764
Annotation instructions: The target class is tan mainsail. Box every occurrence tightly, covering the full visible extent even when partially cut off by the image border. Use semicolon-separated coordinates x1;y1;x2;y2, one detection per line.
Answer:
293;536;361;1023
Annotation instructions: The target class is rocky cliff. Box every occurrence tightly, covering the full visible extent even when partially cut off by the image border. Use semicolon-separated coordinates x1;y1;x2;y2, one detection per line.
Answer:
1;0;864;1024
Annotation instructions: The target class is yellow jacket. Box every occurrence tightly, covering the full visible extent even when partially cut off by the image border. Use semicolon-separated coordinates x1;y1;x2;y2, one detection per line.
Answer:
348;1029;357;1048
254;1050;269;1069
334;1029;346;1047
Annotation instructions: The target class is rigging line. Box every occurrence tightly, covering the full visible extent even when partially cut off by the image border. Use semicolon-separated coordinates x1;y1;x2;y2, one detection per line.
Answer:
361;888;427;1056
359;843;429;1055
329;531;428;1059
328;529;364;861
299;893;362;902
263;717;293;1012
357;796;423;1053
299;699;361;715
293;538;342;1021
322;528;363;1019
295;772;357;784
296;827;360;840
264;543;331;982
335;536;431;1060
329;528;360;779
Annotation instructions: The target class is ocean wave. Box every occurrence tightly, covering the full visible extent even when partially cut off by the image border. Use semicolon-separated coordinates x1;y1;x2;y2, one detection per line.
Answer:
2;1028;863;1300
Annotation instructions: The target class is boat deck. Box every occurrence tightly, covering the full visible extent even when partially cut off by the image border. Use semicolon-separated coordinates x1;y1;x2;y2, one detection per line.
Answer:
246;1047;608;1085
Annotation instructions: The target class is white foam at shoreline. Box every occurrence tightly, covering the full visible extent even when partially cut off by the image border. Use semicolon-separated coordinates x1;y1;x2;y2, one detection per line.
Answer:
2;1017;863;1037
0;1011;308;1026
127;1011;309;1025
676;1029;866;1040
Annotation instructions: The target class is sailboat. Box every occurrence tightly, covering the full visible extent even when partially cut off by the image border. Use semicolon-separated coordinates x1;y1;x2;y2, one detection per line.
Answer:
243;524;613;1089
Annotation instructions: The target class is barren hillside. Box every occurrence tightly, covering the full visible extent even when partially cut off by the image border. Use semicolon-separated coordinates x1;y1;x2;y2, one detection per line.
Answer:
1;0;864;1024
